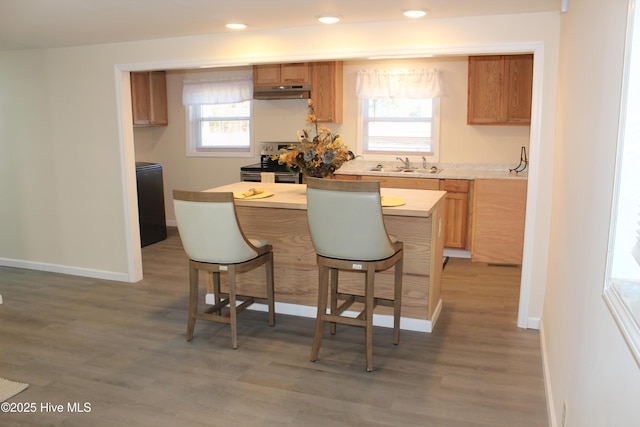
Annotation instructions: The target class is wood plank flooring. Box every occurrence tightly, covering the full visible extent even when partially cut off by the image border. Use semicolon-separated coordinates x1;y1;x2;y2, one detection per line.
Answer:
0;228;547;426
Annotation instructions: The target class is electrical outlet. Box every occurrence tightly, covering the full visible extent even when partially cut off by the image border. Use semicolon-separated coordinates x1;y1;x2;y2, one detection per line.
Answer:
561;400;568;427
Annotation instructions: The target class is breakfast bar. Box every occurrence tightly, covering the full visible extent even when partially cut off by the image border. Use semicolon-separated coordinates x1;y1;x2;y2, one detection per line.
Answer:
205;182;446;332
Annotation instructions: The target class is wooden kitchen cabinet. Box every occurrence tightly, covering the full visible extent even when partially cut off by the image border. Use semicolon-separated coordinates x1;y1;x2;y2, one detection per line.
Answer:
439;179;472;250
253;63;310;86
353;175;471;250
472;179;527;264
310;61;343;123
131;71;168;126
359;175;440;190
467;54;533;125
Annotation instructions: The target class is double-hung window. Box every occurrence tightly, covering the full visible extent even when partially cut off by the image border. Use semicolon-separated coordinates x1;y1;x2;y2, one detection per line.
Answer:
182;76;253;157
362;97;437;155
356;68;445;159
604;0;640;367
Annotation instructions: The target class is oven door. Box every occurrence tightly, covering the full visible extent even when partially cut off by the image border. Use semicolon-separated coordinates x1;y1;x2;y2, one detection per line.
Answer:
240;170;300;184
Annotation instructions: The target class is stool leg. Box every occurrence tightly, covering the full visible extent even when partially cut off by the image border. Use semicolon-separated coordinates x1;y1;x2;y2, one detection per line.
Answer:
266;252;276;326
394;256;403;345
329;268;338;335
311;262;329;362
186;264;198;341
212;272;221;307
229;267;238;349
365;265;375;372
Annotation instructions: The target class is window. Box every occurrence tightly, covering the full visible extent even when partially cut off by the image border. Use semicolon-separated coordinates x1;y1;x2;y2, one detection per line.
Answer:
187;101;252;156
355;68;445;159
182;76;254;158
362;97;439;156
604;0;640;367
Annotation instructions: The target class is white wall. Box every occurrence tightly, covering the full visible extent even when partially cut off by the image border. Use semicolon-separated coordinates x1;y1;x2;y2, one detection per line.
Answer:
0;13;559;327
542;0;640;425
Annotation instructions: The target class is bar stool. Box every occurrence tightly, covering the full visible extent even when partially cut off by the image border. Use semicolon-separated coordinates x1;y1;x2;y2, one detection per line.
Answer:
173;190;275;349
305;178;403;371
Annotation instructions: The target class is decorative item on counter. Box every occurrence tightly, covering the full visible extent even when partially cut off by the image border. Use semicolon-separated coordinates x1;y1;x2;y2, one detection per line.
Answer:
233;188;274;199
509;146;528;174
273;99;354;178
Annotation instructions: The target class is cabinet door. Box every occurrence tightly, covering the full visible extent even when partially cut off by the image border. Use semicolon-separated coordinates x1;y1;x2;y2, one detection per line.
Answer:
472;179;527;264
443;192;469;249
280;63;310;84
467;56;504;125
148;71;168;125
504;55;533;124
440;179;471;249
310;61;343;123
253;64;281;86
131;72;152;125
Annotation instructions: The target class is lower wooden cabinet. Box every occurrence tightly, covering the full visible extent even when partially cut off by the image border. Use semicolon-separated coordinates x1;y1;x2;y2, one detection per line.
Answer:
337;174;527;259
359;175;440;190
471;179;527;264
355;175;470;249
439;179;471;250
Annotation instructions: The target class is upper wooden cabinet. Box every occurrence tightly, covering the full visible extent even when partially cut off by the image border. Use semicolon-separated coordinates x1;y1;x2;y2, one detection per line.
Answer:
253;63;310;86
131;71;168;127
310;61;343;123
467;54;533;126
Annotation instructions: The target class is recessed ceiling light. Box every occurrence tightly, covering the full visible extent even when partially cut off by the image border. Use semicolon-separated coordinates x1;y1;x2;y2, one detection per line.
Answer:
226;23;247;30
317;15;340;24
403;9;428;18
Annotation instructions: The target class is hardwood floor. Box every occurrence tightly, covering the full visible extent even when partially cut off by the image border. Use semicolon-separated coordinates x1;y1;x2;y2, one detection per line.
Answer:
0;228;547;426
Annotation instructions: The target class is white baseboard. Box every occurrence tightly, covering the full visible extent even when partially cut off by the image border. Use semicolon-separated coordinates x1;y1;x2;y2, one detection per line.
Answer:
0;257;130;282
539;320;555;427
248;301;439;333
528;317;541;329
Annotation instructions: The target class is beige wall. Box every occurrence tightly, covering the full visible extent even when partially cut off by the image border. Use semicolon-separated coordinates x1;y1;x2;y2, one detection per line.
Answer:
542;0;640;425
136;56;531;221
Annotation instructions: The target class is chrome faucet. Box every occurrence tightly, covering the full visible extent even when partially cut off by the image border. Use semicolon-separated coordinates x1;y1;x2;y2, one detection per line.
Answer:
396;157;410;168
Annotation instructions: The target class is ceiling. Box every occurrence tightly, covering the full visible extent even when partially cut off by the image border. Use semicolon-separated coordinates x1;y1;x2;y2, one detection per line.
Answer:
0;0;561;51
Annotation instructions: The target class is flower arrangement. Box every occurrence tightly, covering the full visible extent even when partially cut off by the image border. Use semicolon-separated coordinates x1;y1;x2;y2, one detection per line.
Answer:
273;99;353;178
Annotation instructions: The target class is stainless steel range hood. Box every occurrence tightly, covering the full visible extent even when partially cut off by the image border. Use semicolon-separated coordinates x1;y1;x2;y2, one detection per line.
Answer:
253;84;311;100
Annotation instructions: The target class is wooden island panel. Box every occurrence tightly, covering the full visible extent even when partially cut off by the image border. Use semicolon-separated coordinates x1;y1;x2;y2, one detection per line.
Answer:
205;182;445;327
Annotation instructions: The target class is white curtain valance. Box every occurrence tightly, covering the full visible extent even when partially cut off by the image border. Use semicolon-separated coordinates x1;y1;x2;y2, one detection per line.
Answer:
182;77;253;105
356;68;446;99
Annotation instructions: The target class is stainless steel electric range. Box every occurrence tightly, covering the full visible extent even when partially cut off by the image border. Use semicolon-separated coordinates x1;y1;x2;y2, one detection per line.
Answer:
240;142;301;183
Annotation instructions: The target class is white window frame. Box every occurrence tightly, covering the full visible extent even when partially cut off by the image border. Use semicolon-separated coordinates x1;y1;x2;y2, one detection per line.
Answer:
357;97;440;162
603;0;640;368
186;101;254;158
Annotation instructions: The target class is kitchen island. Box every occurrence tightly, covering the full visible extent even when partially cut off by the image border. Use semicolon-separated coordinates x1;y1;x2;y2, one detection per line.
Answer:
204;182;446;332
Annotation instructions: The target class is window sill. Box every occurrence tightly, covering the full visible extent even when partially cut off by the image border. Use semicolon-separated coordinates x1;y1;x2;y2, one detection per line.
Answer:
604;281;640;368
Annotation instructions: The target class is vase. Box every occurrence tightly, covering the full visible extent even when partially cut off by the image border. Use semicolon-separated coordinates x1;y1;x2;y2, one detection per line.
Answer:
303;170;334;182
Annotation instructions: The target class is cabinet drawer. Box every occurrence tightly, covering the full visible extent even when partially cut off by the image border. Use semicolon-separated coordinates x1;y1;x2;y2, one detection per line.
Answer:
440;179;470;193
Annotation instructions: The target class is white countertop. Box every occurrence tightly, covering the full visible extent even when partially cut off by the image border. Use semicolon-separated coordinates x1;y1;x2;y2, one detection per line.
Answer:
336;159;528;180
205;181;446;218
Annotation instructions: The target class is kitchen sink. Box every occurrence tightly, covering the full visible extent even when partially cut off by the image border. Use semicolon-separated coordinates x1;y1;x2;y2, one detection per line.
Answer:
368;166;443;174
399;166;442;174
368;167;404;172
415;167;443;174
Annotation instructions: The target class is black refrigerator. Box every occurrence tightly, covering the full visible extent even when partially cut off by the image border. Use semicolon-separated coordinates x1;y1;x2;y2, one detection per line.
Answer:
136;162;167;247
